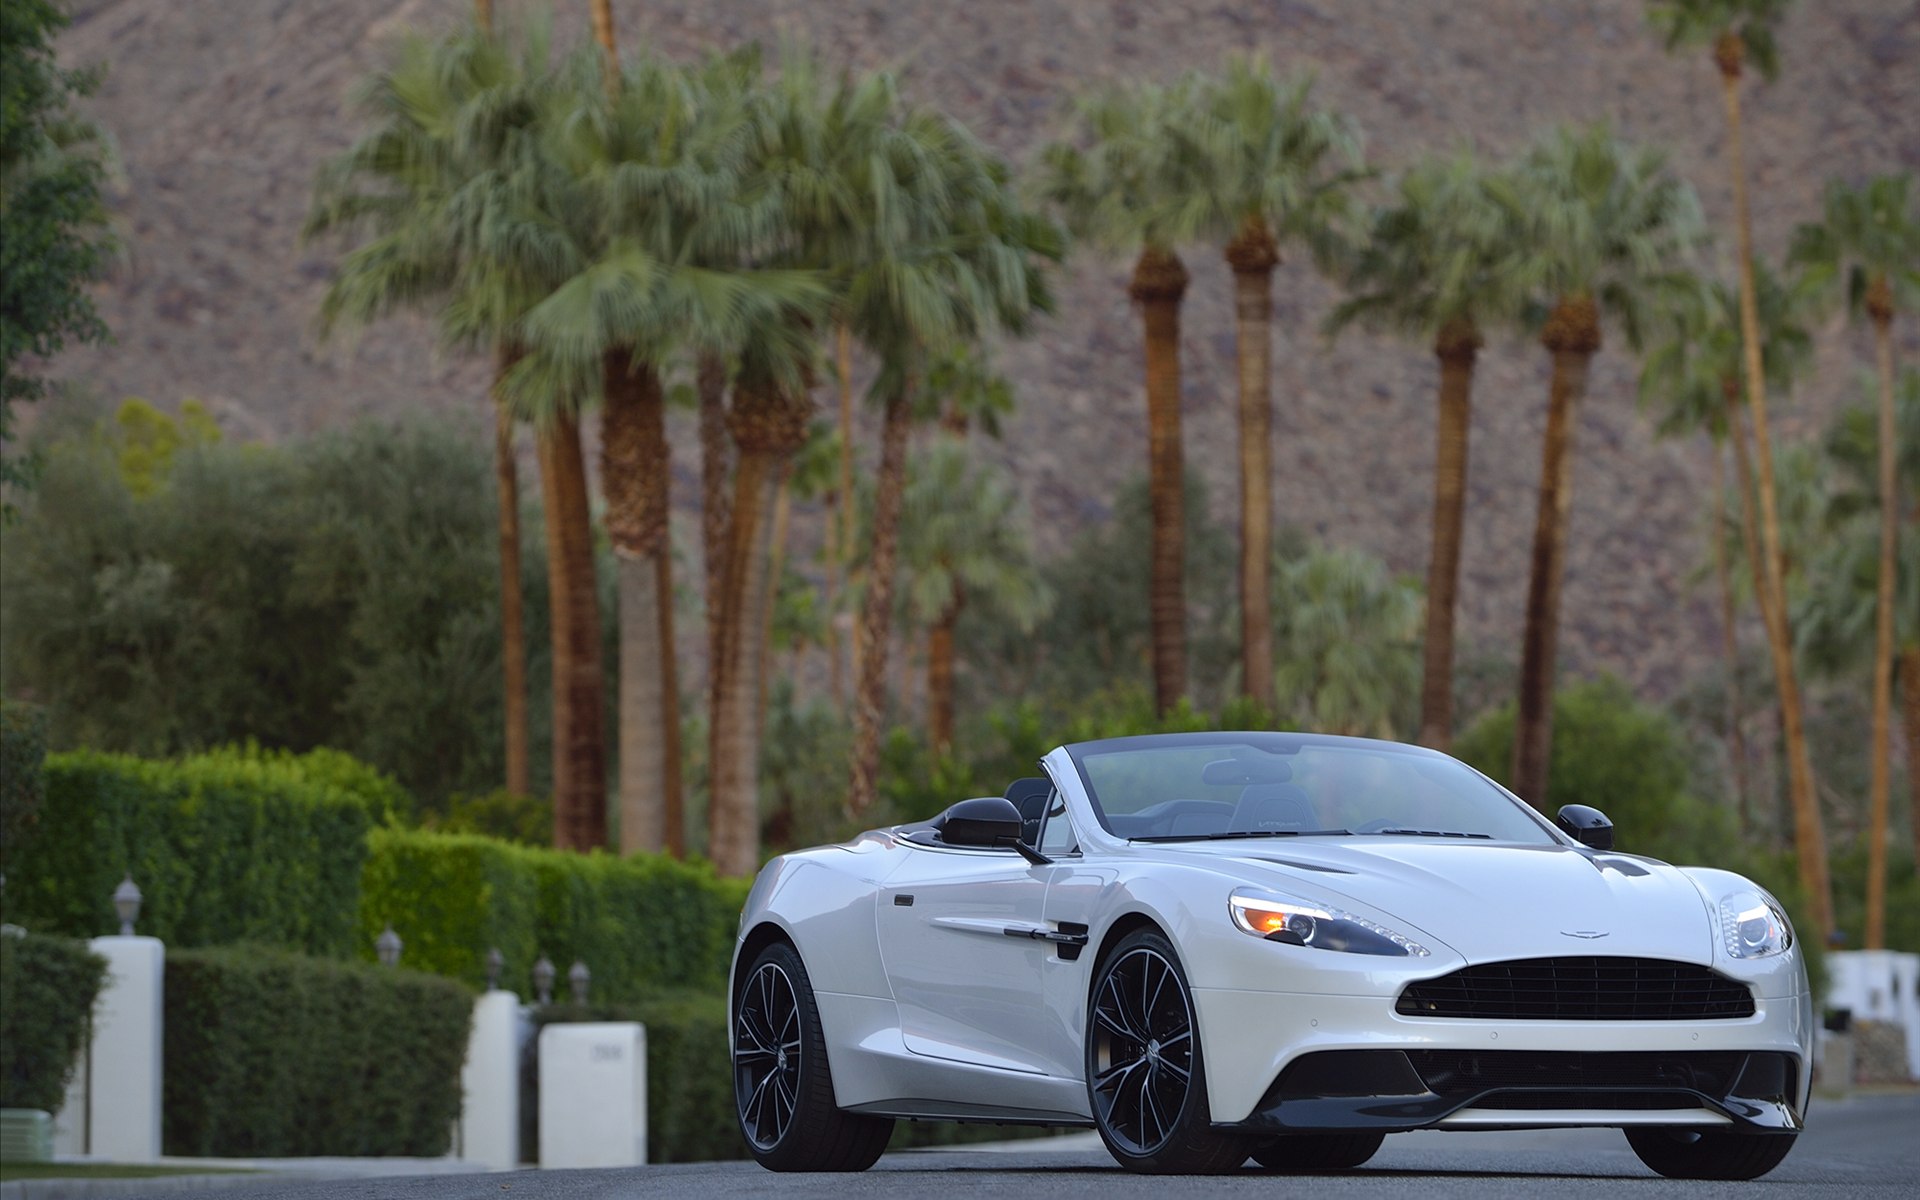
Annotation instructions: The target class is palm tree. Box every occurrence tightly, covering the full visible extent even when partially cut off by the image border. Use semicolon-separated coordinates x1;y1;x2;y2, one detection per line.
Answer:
888;444;1051;753
306;22;553;809
1790;174;1920;948
1647;0;1835;936
1040;81;1196;716
1638;262;1815;823
1270;542;1422;738
1329;150;1526;750
1164;58;1361;710
1503;125;1703;808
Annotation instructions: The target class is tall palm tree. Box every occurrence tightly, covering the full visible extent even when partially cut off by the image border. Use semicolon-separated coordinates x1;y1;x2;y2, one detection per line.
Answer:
1503;125;1703;808
1638;263;1815;823
1647;0;1835;935
1040;81;1196;716
1164;58;1361;710
888;443;1051;752
1790;173;1920;948
1329;150;1526;750
306;22;554;808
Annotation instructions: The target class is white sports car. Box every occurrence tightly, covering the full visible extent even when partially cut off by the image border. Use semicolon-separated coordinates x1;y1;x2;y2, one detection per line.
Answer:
729;732;1811;1178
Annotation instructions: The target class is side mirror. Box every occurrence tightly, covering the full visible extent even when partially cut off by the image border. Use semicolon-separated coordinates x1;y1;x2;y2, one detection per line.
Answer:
934;797;1024;848
1556;804;1614;851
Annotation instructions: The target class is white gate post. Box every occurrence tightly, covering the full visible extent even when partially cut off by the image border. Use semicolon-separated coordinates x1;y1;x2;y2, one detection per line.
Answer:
85;935;164;1162
538;1023;647;1168
458;990;523;1169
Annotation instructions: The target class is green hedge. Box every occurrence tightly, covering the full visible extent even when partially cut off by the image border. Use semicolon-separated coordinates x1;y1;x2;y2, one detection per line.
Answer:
0;700;49;884
163;946;471;1157
359;829;748;998
4;749;375;953
0;933;108;1111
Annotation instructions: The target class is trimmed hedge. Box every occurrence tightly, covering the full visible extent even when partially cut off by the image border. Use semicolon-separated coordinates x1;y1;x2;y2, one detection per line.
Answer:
0;700;49;883
0;933;108;1111
359;829;748;998
4;749;376;953
163;946;471;1156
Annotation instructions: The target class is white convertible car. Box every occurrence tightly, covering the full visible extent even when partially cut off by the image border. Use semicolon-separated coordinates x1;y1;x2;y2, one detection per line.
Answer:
729;732;1810;1178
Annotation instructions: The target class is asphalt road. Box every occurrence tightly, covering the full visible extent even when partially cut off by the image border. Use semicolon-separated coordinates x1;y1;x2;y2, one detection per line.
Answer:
59;1091;1920;1200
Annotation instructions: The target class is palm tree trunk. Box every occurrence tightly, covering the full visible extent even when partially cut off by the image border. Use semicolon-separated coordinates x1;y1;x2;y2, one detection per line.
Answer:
1132;247;1190;715
1903;646;1920;868
474;0;493;35
849;389;914;815
1511;297;1599;806
588;0;619;94
757;469;795;742
1419;319;1480;751
928;590;963;754
709;377;810;876
1227;221;1278;709
1710;441;1750;830
1719;36;1833;935
600;351;678;855
537;413;607;850
1864;293;1898;948
699;353;730;704
833;324;855;707
492;347;529;798
656;547;683;858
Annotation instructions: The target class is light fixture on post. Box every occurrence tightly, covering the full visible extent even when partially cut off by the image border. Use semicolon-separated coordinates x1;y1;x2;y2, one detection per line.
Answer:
113;874;143;936
568;960;590;1005
533;954;555;1005
376;925;402;968
485;946;505;992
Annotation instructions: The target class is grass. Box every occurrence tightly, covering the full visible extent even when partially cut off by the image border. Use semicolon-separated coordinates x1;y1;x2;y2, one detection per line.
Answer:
0;1162;261;1181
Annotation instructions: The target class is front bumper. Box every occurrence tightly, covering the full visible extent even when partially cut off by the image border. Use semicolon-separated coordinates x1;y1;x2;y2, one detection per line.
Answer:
1192;987;1814;1131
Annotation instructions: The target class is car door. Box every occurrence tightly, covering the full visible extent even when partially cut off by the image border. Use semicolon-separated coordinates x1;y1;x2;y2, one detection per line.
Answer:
1032;791;1116;1080
875;837;1054;1074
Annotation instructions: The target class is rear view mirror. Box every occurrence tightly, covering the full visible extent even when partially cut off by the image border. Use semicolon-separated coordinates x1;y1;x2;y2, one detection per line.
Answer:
1555;804;1614;851
934;797;1024;848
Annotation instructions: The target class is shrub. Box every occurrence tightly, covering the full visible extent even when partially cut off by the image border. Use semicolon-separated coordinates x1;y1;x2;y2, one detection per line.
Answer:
4;750;373;952
163;946;471;1157
359;829;748;998
0;932;107;1111
0;699;48;882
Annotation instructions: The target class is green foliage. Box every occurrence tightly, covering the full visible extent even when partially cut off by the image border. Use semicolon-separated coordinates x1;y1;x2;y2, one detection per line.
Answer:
1646;0;1791;79
428;789;553;846
1270;540;1422;738
162;946;470;1157
358;829;747;997
1790;172;1920;321
0;932;106;1111
0;414;551;808
0;698;48;881
111;399;220;498
0;0;112;508
4;749;373;952
1454;676;1735;864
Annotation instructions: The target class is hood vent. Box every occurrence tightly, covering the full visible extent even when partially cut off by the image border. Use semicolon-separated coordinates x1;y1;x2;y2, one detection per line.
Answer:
1397;957;1755;1021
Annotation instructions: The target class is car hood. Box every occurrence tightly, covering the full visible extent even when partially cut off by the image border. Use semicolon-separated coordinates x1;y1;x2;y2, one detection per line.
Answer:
1149;839;1718;964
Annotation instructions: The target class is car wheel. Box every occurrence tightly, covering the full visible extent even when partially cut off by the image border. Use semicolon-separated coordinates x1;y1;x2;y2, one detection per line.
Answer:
1624;1127;1797;1180
1251;1131;1384;1171
733;941;894;1171
1086;928;1250;1174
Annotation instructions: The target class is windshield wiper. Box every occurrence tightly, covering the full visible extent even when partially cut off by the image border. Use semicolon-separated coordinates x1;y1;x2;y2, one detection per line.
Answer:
1132;829;1353;843
1358;828;1493;839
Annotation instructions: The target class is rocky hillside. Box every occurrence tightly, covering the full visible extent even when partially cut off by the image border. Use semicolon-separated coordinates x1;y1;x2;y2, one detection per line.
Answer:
47;0;1920;699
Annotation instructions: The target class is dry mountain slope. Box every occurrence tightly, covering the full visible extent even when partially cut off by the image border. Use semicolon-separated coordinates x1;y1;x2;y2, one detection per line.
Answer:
48;0;1920;699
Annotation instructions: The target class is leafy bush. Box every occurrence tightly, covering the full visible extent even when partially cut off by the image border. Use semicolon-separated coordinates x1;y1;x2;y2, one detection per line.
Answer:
0;932;107;1111
4;749;373;952
0;698;48;882
427;788;552;846
359;829;748;997
162;946;471;1157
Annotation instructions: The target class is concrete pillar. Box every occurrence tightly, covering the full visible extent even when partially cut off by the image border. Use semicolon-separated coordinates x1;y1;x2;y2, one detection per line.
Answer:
86;936;164;1162
458;992;523;1170
538;1023;646;1168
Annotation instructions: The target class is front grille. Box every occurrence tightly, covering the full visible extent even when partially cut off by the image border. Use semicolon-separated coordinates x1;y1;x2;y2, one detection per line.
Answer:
1409;1049;1745;1104
1396;957;1756;1020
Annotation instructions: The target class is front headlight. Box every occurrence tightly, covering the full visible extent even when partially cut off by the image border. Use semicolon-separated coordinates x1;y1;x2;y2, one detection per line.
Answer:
1228;888;1430;957
1719;887;1793;959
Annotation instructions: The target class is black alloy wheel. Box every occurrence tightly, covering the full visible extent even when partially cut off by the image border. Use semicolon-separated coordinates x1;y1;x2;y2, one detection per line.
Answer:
1087;929;1249;1174
732;941;893;1171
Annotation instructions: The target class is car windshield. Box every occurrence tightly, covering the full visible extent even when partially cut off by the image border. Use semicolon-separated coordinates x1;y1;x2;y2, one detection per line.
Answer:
1064;732;1556;845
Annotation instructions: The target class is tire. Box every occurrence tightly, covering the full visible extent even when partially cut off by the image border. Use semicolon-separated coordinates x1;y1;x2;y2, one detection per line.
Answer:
1251;1131;1385;1171
1086;928;1251;1174
1624;1127;1797;1180
733;941;894;1171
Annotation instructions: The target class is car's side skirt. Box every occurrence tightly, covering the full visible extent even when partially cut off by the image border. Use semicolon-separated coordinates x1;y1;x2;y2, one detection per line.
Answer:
843;1099;1092;1126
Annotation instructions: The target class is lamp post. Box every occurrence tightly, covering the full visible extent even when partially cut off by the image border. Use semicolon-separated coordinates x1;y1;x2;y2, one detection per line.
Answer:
376;925;403;968
568;960;590;1005
113;874;143;936
533;954;555;1005
485;946;505;991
